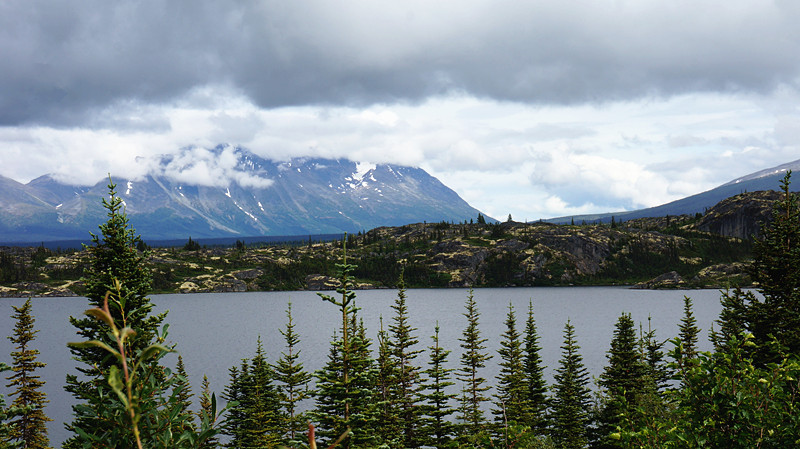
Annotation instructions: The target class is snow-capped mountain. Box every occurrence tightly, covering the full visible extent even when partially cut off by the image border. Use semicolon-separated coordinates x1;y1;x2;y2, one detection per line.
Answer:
0;147;485;242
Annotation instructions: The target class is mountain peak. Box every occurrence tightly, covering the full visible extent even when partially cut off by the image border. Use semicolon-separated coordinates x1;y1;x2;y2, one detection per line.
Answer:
0;148;484;242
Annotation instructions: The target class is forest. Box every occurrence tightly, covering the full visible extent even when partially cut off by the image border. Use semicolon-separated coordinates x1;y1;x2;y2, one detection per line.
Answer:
2;174;800;449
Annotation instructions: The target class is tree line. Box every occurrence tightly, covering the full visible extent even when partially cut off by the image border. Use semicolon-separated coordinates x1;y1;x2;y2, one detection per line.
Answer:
2;173;800;448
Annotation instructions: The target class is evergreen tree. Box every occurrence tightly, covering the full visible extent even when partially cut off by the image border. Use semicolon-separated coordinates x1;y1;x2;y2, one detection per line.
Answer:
1;362;25;449
678;296;700;364
387;272;424;448
421;323;456;448
174;355;195;434
746;171;800;362
313;239;380;448
5;298;50;449
522;300;548;434
594;313;650;449
493;302;526;428
222;360;251;448
198;376;219;449
640;317;669;392
456;289;492;437
63;179;178;448
550;320;591;449
221;364;245;447
273;303;312;443
242;338;282;448
375;318;400;448
712;288;753;351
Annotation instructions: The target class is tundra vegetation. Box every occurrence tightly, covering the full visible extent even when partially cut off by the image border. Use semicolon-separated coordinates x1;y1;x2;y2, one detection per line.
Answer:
1;174;799;448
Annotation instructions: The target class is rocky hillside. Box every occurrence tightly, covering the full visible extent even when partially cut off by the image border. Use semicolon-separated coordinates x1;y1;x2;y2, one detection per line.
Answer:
0;203;757;296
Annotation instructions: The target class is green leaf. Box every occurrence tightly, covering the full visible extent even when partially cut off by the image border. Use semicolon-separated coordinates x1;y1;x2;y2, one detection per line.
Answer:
84;307;115;328
68;339;119;357
108;365;128;406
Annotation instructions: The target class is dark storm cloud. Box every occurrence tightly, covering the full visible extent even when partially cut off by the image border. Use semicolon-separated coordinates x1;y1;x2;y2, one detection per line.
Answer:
3;1;800;126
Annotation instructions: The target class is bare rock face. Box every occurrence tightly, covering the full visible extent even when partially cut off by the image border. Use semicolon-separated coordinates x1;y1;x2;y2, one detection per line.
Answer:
695;190;779;240
305;274;340;291
633;271;686;289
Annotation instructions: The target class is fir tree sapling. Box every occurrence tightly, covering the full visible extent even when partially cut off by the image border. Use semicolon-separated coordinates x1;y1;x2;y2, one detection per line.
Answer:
456;289;492;438
6;298;50;449
549;320;591;449
522;300;548;435
274;302;312;442
493;302;526;428
421;323;456;448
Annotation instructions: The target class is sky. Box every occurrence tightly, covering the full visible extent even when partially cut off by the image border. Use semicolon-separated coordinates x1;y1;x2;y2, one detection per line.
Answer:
2;1;800;221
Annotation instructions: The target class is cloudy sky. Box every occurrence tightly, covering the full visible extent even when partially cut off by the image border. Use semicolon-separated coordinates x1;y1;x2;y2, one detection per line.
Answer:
2;1;800;220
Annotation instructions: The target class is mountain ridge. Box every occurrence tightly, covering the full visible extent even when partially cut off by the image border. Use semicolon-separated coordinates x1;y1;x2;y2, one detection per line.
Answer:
546;158;800;224
0;147;485;242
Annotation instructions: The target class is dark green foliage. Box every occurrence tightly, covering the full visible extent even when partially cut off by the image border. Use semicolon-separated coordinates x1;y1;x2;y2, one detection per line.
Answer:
0;362;25;449
375;318;400;447
198;376;219;449
174;355;196;435
522;300;548;434
493;303;526;428
67;286;221;449
678;296;700;363
420;324;457;448
313;239;380;449
549;320;591;449
222;343;283;449
0;252;28;284
594;313;651;449
64;179;168;448
184;237;201;251
274;303;312;442
746;171;800;363
457;289;492;436
620;335;800;447
712;287;753;351
387;272;424;448
5;298;50;449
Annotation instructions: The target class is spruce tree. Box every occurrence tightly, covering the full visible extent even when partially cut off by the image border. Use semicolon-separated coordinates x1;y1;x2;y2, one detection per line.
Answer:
712;288;753;351
375;318;400;448
641;317;669;392
456;289;492;437
6;298;50;449
245;338;282;447
747;171;800;362
678;296;700;363
421;323;456;449
198;376;219;449
174;355;195;434
313;239;380;448
493;302;526;428
1;362;25;449
522;300;548;434
274;303;312;442
63;179;177;448
594;313;650;449
221;364;245;447
388;272;424;448
550;320;591;449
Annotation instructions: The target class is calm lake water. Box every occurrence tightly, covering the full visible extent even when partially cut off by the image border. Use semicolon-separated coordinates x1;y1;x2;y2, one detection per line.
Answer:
0;287;727;447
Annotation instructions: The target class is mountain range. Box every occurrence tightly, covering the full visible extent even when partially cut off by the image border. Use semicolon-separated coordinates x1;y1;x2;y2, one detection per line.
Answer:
2;148;799;243
0;147;483;243
546;158;800;224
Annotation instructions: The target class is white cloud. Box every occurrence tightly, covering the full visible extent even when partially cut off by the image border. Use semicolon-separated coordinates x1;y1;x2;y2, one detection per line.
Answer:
1;87;800;220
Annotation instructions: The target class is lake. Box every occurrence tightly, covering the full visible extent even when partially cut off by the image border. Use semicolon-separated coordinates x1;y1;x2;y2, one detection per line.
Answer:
0;286;727;447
